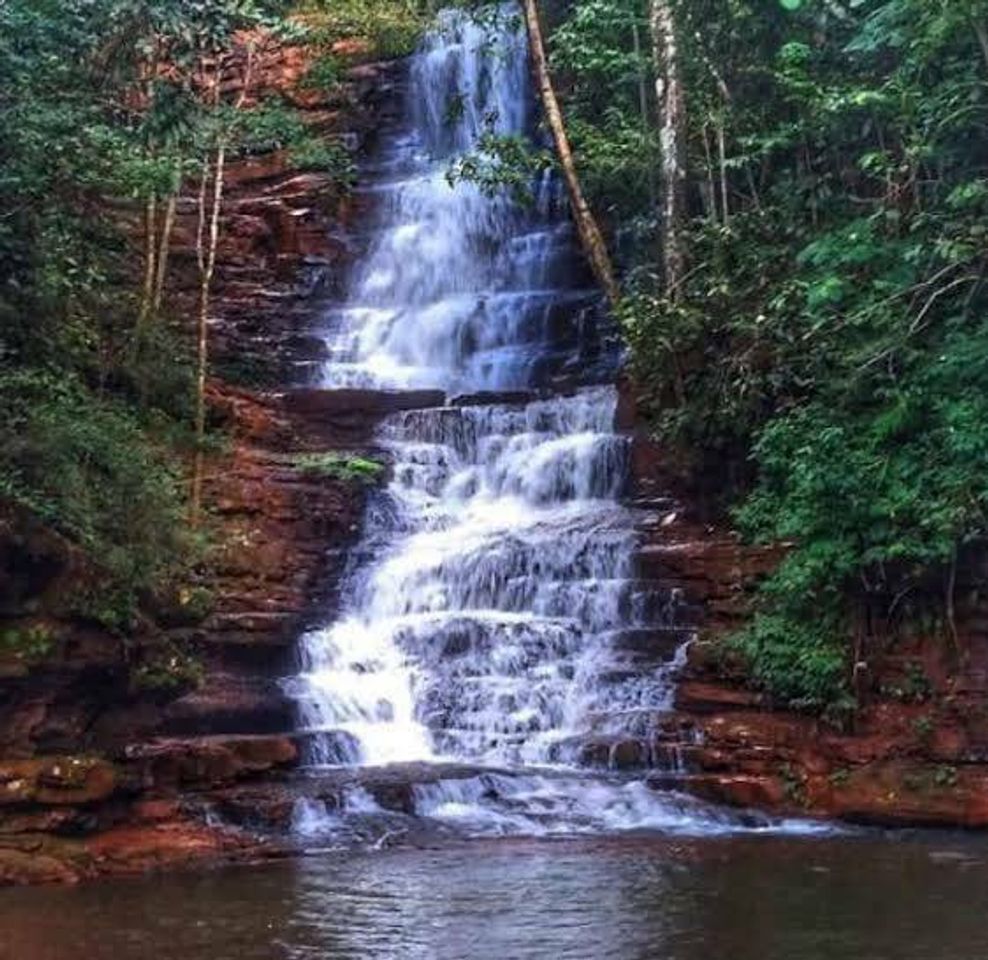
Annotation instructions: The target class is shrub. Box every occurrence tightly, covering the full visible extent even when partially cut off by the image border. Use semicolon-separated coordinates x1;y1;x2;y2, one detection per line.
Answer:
130;643;205;697
292;452;385;485
0;369;198;625
0;624;56;663
300;0;429;61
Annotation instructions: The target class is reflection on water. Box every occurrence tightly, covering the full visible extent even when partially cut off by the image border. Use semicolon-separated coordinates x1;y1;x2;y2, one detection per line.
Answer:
3;834;988;960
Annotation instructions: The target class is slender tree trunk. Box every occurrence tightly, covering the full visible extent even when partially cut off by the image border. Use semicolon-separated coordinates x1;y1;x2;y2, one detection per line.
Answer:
143;193;158;313
974;19;988;76
690;24;734;219
134;51;160;362
700;124;715;219
189;157;209;524
632;22;657;211
190;45;256;524
133;191;158;363
649;0;687;299
191;146;225;526
521;0;619;305
153;170;180;316
717;119;729;223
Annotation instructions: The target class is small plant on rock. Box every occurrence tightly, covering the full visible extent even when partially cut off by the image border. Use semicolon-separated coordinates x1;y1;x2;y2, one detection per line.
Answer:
292;452;385;486
0;624;56;663
131;643;204;698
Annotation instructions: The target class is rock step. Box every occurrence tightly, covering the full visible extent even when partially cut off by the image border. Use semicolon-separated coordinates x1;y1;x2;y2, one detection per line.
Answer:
209;761;512;830
674;680;767;713
162;673;295;737
123;734;300;791
283;387;447;417
628;495;680;514
570;736;708;772
609;626;694;662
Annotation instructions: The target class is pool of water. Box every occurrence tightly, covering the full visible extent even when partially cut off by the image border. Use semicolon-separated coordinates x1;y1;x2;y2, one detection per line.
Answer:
4;834;988;960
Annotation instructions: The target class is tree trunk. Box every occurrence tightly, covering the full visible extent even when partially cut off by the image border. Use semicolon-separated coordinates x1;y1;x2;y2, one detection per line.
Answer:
153;170;180;316
134;50;160;360
190;146;225;525
649;0;687;298
974;19;988;76
632;22;657;211
190;44;256;524
134;191;158;362
717;119;729;223
521;0;619;305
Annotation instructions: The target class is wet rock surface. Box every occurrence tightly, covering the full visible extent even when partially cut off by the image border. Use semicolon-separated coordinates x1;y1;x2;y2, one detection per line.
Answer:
623;385;988;828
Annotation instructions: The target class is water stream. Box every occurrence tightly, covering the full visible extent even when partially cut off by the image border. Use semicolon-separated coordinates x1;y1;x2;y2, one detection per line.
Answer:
285;7;783;839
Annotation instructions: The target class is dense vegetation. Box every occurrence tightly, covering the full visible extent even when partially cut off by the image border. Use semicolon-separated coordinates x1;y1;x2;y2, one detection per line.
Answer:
538;0;988;710
5;0;985;713
0;0;421;630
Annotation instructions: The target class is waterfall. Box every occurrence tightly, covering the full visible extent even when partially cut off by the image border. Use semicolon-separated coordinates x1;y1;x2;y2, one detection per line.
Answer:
286;6;704;835
317;8;601;394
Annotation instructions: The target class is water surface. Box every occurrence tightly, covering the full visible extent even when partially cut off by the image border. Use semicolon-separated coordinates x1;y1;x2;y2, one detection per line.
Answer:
3;834;987;960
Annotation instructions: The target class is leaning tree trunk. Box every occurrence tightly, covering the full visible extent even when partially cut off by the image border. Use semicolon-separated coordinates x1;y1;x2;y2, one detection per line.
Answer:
974;19;988;76
521;0;620;305
153;169;181;317
649;0;687;299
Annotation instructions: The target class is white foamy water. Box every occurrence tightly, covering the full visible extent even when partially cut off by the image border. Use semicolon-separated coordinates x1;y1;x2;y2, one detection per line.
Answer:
317;9;598;394
291;386;680;771
289;7;817;838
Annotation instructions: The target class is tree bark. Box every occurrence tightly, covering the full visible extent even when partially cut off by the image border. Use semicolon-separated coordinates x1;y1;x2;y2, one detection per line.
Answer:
190;44;256;524
717;119;729;223
632;22;657;210
521;0;619;305
974;19;988;77
190;148;224;525
134;191;158;362
649;0;687;298
134;50;160;360
153;171;180;316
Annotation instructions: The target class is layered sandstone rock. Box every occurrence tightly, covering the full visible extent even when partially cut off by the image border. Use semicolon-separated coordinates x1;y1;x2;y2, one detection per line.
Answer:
624;385;988;828
0;40;405;886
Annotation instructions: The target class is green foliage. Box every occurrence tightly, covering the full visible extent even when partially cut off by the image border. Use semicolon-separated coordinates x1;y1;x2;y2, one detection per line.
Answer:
131;642;205;696
934;764;959;789
447;133;553;204
0;370;198;625
912;714;935;740
292;452;386;485
828;767;851;787
557;0;988;708
301;53;344;92
548;0;658;219
235;100;357;182
299;0;430;60
732;613;848;711
778;762;807;805
0;625;57;663
0;0;373;630
883;663;934;704
153;585;216;628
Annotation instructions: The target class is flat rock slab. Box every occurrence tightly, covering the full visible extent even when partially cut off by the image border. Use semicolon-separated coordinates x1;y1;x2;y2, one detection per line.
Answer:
282;388;446;416
0;757;117;807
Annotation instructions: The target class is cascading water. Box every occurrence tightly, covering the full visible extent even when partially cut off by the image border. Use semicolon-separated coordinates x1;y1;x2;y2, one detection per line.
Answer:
318;8;602;394
288;7;822;838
